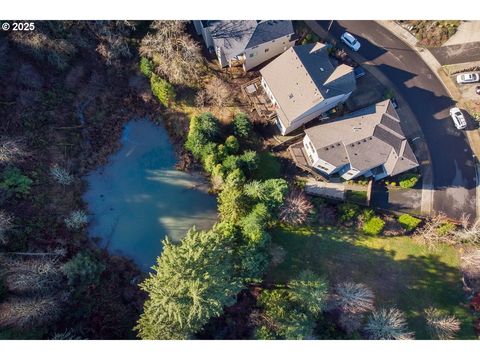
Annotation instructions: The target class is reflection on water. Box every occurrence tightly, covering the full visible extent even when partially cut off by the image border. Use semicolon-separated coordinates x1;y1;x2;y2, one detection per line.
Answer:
83;119;218;271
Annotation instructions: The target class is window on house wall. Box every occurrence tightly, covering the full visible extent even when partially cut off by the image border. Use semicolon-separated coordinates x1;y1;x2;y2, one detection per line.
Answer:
265;48;269;53
249;53;254;58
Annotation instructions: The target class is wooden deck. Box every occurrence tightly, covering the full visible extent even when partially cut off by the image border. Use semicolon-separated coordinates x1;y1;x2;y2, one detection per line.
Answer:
288;141;329;182
241;77;277;121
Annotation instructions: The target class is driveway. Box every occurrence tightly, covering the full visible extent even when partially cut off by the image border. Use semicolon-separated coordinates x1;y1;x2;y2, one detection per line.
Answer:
308;20;477;221
430;42;480;66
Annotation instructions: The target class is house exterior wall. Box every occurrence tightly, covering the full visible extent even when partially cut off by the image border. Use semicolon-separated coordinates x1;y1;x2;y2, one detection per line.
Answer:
243;35;296;71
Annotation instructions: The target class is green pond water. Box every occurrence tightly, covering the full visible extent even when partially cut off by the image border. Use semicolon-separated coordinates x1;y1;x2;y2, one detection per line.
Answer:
84;119;218;271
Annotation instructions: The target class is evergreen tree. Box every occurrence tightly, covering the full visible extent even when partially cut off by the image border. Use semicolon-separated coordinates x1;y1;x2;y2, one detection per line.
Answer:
135;226;243;339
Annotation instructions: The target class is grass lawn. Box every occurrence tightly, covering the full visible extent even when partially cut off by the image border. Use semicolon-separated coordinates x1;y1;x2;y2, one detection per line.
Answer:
253;152;282;180
268;225;476;339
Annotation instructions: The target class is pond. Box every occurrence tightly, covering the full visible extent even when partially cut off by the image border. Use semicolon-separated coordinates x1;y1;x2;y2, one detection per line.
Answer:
83;119;218;271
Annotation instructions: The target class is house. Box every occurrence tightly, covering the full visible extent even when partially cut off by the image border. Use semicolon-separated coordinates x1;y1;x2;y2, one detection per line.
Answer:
193;20;296;71
260;42;356;135
299;99;419;180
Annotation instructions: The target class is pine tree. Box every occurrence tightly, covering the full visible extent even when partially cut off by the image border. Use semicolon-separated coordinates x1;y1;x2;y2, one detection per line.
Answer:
135;226;243;339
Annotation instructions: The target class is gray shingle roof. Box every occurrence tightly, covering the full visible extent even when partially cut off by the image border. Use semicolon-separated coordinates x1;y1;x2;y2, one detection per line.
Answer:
206;20;294;63
260;43;356;127
304;100;419;174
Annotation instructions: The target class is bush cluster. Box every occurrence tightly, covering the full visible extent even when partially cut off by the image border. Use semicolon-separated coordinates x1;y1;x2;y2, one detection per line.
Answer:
398;214;422;232
150;74;175;107
362;216;385;236
338;203;360;222
398;173;420;189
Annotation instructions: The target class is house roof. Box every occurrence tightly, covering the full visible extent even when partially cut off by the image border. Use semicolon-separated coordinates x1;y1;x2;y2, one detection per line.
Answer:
260;43;356;127
304;100;419;175
206;20;294;62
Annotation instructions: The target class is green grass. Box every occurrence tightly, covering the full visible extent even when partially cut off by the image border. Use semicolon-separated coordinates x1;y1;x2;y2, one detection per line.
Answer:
252;152;282;180
268;225;476;339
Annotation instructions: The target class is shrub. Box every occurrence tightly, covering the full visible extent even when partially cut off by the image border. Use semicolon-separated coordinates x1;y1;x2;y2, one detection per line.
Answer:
64;210;88;230
150;74;175;107
139;56;155;78
436;221;456;236
362;216;385;236
224;135;239;155
1;167;33;197
398;214;422;232
398;173;420;189
61;251;106;287
232;113;252;139
338;203;359;222
359;209;375;222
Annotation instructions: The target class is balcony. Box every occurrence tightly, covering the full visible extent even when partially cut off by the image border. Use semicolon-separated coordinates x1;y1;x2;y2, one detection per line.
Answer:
241;77;277;121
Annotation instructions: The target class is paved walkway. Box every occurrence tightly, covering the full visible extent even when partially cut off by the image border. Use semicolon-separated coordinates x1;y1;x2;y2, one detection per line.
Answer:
444;21;480;46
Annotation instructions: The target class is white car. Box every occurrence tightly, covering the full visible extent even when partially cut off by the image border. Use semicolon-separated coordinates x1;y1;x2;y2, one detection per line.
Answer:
456;73;480;84
449;107;467;130
340;32;361;51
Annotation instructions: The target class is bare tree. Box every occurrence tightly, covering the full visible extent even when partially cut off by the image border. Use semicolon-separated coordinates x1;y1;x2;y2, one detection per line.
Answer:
452;214;480;246
0;210;13;245
364;308;414;340
332;282;375;314
0;256;63;295
64;210;88;230
89;21;133;66
0;138;28;163
50;164;74;186
140;21;204;86
51;329;83;340
208;77;231;107
424;307;460;340
460;249;480;280
279;189;314;225
0;295;65;329
195;77;232;108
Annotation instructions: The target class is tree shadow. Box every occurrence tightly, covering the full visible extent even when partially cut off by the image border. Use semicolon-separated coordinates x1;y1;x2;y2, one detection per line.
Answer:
268;226;476;339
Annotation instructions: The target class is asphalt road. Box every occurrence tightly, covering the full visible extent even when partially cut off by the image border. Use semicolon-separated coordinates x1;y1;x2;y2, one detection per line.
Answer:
314;21;477;220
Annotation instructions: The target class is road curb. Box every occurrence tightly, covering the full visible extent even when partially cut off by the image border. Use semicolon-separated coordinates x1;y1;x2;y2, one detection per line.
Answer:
374;21;455;99
376;20;480;219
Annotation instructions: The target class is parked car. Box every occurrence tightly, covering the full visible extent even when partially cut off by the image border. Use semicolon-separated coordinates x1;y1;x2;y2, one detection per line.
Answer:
340;32;361;51
456;72;480;84
354;66;366;79
476;85;480;95
449;107;467;130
